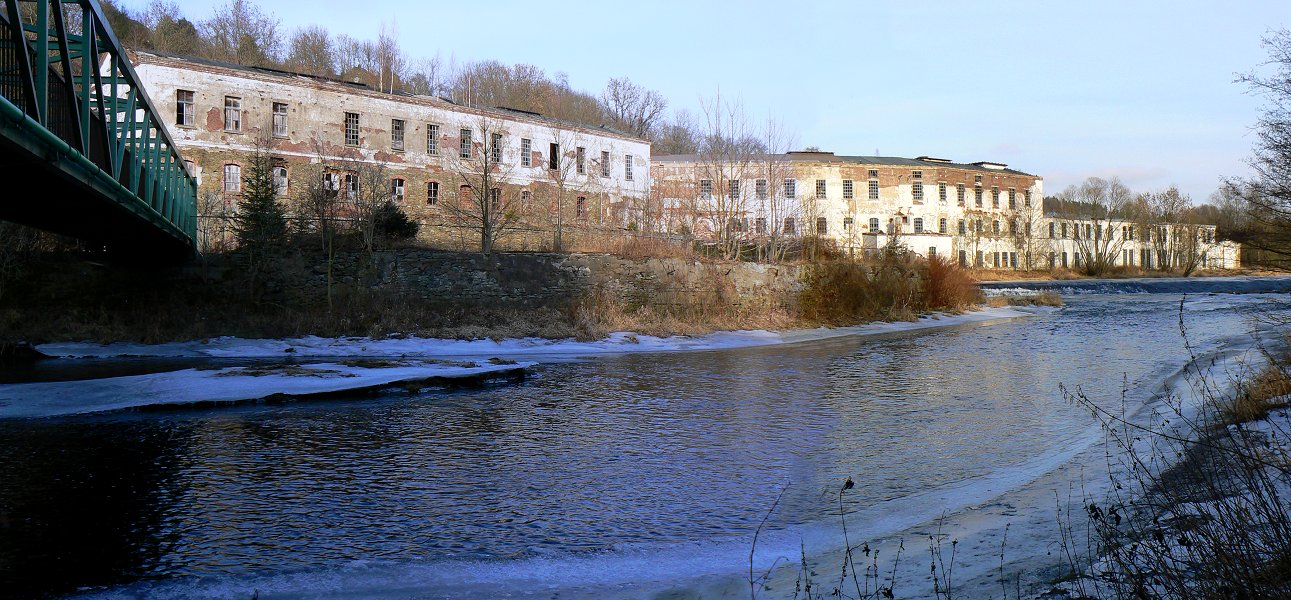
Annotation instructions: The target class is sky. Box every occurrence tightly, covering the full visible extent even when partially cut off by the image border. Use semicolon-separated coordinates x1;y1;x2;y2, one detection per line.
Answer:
117;0;1291;202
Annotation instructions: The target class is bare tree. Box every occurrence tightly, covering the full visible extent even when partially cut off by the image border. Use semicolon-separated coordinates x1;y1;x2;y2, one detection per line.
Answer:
201;0;281;67
539;125;587;252
444;116;523;253
1055;176;1132;275
1011;194;1051;270
285;25;335;76
601;77;667;138
691;93;763;259
1236;27;1291;267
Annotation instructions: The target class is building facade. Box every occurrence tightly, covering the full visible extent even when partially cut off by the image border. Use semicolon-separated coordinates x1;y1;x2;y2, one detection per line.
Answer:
652;152;1239;270
130;51;652;251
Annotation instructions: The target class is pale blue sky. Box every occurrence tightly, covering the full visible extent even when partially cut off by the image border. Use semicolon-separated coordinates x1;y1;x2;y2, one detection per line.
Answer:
119;0;1291;202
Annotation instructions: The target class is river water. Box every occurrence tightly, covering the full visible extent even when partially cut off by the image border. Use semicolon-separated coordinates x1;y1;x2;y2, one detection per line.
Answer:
1;277;1289;599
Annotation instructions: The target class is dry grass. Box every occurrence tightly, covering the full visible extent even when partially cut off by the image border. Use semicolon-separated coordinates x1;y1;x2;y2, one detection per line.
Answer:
1224;362;1291;423
1004;290;1064;307
925;256;982;310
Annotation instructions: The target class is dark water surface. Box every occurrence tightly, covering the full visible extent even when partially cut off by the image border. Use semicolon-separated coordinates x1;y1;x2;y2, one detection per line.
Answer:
1;278;1288;598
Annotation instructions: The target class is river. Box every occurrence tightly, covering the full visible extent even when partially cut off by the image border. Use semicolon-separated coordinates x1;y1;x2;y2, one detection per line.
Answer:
1;276;1289;599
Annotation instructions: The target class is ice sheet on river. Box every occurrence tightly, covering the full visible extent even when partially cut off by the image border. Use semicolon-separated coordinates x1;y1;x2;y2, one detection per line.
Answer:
0;359;534;418
37;306;1036;360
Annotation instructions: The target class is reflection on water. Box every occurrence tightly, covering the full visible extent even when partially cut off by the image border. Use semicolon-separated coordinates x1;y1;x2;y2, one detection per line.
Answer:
0;285;1287;598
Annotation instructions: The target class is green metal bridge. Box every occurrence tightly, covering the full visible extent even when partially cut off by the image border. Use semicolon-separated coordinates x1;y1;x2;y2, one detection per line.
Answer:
0;0;195;259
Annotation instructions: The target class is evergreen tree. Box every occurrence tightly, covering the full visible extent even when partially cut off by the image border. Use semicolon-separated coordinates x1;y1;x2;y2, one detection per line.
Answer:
234;147;286;253
373;200;419;241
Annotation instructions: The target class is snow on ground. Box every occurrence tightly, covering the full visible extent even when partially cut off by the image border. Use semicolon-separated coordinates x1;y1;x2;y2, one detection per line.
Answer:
37;306;1038;360
0;359;533;419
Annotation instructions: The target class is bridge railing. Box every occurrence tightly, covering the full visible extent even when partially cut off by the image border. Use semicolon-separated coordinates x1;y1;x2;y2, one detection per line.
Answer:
0;0;196;250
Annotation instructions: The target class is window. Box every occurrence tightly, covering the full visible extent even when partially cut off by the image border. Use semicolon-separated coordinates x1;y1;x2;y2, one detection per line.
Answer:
521;138;532;167
843;179;853;199
272;102;288;137
912;171;923;202
783;217;796;235
1049;222;1055;238
975;175;983;185
323;172;339;194
699;179;713;198
957;184;965;206
601;150;610;177
223;96;241;132
391;178;405;202
816;217;828;234
272;165;288;195
756;179;767;200
992;220;1000;235
183;159;195;179
958;220;967;235
960;250;968;267
914;217;924;233
938;182;947;203
489;188;501;210
576;147;585;174
427;124;440;155
727;179;740;200
576;196;587;218
548;142;559;169
459;128;472;159
223;163;241;193
815;179;826;198
344;112;360;146
491;132;503;163
176;90;194;127
521;189;531;204
625;154;633;180
975;188;983;207
929;247;937;258
1061;223;1068;238
868;170;880;199
1010;219;1018;234
869;217;880;231
784;178;796;198
343;173;359;198
1008;188;1016;209
391;119;405;151
427;181;439;205
939;218;947;234
755;218;767;234
991;187;1000;208
844;217;854;230
1024;190;1032;207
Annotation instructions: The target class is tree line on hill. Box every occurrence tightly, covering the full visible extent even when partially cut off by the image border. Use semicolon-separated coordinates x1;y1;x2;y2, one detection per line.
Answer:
100;0;716;154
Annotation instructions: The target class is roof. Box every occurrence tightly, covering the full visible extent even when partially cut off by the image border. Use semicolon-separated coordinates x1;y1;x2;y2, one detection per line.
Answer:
130;50;648;144
653;153;1039;177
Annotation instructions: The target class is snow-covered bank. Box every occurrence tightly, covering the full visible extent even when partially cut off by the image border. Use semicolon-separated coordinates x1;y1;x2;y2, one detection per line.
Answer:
37;306;1039;360
0;359;533;419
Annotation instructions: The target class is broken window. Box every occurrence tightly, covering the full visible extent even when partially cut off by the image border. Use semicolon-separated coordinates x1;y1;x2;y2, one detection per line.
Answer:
272;165;288;195
728;179;740;201
755;217;767;234
344;112;360;146
391;119;405;151
699;179;712;198
459;128;472;159
975;188;983;207
489;188;501;210
844;216;854;230
624;155;633;181
870;217;880;231
756;179;767;200
1008;188;1016;209
521;138;532;167
224;96;241;132
223;163;241;193
427;124;439;155
600;151;610;177
491;133;503;163
176;89;194;127
391;178;405;202
783;217;796;235
576;147;586;174
576;196;587;218
958;220;967;235
343;173;358;198
427;181;439;205
816;179;827;198
991;187;1000;208
323;172;339;194
272;102;288;137
939;182;947;203
957;184;965;206
816;217;827;234
1024;189;1032;207
784;178;797;199
911;171;923;203
548;142;559;169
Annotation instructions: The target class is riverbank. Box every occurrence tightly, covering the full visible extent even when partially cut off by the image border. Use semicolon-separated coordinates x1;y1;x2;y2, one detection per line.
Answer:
971;265;1283;283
